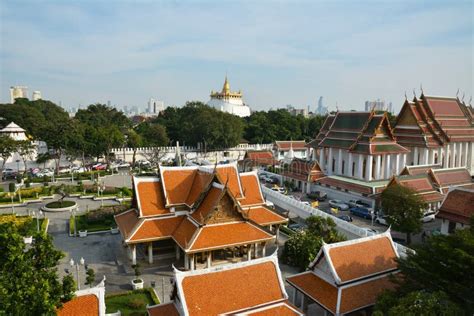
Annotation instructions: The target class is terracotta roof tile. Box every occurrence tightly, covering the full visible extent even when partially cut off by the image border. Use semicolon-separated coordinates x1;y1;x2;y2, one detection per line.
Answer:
162;169;196;205
57;294;99;316
180;261;284;315
328;236;398;283
186;170;213;206
398;176;435;193
275;141;307;150
147;303;180;316
286;272;338;313
419;191;445;203
189;222;273;252
191;186;223;224
339;275;397;314
437;189;474;225
244;151;277;165
172;217;198;249
239;173;265;206
216;166;243;198
245;206;287;226
316;177;373;195
244;302;303;315
282;159;325;182
115;210;140;240
130;216;184;242
137;182;170;216
431;168;472;188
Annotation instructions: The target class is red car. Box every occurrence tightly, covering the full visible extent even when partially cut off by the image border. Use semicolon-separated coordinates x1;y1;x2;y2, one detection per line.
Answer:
92;163;107;171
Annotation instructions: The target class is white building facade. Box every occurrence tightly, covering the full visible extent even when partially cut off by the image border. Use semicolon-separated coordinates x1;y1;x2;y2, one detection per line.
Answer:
207;76;251;117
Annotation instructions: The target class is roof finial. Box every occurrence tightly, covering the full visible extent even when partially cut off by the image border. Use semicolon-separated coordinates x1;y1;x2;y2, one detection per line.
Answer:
462;92;465;102
469;96;472;106
456;88;460;98
420;83;424;95
404;91;408;101
412;88;416;99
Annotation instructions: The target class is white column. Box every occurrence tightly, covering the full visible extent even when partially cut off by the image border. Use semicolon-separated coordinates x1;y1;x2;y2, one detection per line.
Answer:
207;251;212;268
337;149;343;175
451;143;456;168
312;149;317;161
254;243;259;258
262;243;266;257
327;148;333;175
423;148;429;165
429;149;435;164
413;147;419;165
247;245;252;261
348;152;353;177
276;226;280;242
365;155;373;181
175;245;181;260
357;154;364;179
437;147;442;165
402;153;407;169
131;245;136;265
319;148;325;172
184;254;189;270
375;155;381;180
148;242;153;264
190;254;195;270
459;142;463;166
394;154;400;175
464;142;469;169
443;145;449;168
384;154;391;179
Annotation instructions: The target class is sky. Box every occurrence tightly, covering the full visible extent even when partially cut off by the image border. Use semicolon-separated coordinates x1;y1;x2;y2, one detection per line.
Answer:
0;0;472;113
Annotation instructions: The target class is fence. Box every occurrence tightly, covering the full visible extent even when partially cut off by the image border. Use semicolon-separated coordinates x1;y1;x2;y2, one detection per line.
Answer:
261;186;412;256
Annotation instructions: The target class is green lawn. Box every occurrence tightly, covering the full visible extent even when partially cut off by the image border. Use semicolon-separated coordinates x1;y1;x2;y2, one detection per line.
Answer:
70;214;116;234
105;289;159;316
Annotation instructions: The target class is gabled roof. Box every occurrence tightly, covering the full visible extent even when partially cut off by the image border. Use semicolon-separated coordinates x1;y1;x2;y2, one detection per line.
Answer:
135;179;170;217
147;302;180;316
0;122;25;133
399;164;442;176
437;188;474;225
282;158;325;182
274;140;307;150
239;171;265;207
243;150;277;166
309;230;398;284
127;215;185;243
287;232;399;315
190;183;226;224
213;164;244;198
387;173;444;203
429;167;473;189
312;111;408;155
57;294;99;316
170;254;296;316
393;94;474;147
243;206;288;226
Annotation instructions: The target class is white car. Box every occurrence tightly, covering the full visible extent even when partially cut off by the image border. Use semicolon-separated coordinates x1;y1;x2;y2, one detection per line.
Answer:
37;169;54;177
375;215;389;226
271;186;285;194
265;200;275;208
72;166;86;173
422;211;436;223
329;199;349;211
301;201;311;206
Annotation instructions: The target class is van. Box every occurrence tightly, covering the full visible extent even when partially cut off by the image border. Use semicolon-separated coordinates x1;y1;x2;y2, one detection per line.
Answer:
350;206;373;219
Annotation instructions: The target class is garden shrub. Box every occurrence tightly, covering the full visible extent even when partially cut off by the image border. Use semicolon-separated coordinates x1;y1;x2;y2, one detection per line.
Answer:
9;183;15;193
126;298;145;310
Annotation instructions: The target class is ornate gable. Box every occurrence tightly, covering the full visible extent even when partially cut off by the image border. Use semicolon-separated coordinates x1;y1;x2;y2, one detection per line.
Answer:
205;190;244;224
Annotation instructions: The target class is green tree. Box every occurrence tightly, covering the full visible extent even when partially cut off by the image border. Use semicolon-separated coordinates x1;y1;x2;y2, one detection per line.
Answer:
16;140;36;175
374;225;474;314
126;129;143;167
0;134;18;179
381;183;425;244
85;268;95;288
61;274;76;302
135;123;169;147
0;222;73;314
282;216;346;271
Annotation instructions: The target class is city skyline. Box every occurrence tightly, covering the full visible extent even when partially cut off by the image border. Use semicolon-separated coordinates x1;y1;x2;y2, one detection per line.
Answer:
1;1;472;112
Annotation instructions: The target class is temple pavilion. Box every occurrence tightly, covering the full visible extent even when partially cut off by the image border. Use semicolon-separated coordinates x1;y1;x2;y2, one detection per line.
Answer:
147;254;303;316
392;94;474;175
207;76;251;117
115;163;287;269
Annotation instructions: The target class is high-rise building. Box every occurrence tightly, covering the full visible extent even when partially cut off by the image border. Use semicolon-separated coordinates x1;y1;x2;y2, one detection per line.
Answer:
10;86;28;103
32;91;42;101
147;98;165;115
315;96;329;115
365;99;393;113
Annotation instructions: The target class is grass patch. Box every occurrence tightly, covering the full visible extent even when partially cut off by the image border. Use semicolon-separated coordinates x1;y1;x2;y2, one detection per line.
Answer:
45;200;76;209
105;288;159;316
280;225;295;236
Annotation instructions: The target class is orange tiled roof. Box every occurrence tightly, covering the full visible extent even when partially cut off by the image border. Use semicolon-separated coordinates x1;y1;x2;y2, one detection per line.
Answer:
191;185;223;224
275;140;307;150
244;151;277;165
180;260;284;315
161;169;196;205
430;168;472;188
129;216;184;243
245;206;287;226
137;181;170;217
114;210;140;240
239;173;265;206
188;222;274;252
186;170;214;206
327;235;398;283
244;301;303;315
147;303;180;316
57;294;99;316
172;217;198;249
215;165;243;198
437;188;474;225
339;275;397;314
286;272;338;313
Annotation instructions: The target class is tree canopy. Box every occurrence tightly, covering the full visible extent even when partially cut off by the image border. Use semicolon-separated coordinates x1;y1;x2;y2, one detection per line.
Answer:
281;216;346;271
381;183;426;244
0;222;75;315
374;224;474;315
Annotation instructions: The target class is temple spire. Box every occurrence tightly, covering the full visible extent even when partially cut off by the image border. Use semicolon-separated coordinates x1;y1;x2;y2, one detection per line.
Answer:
222;76;230;94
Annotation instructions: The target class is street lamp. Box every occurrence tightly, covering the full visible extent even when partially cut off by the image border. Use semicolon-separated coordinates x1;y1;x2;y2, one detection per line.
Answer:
69;257;85;290
70;208;77;236
32;210;43;232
